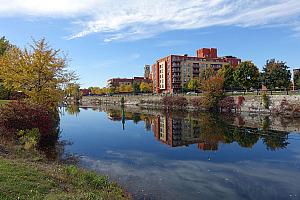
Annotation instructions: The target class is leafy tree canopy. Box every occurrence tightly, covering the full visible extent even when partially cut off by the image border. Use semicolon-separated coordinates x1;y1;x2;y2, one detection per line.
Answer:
187;78;200;92
218;64;235;90
0;38;77;109
261;59;291;89
233;61;260;90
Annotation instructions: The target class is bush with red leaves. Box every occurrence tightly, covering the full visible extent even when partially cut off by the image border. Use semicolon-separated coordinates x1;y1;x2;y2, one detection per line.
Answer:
218;96;236;113
162;96;188;110
237;96;245;110
0;101;58;142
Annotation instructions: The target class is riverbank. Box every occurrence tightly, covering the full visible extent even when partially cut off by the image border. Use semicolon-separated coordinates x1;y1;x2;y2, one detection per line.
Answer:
0;145;130;200
81;94;300;116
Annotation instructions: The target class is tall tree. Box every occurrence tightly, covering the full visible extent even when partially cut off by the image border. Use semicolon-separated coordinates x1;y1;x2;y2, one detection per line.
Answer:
0;38;77;109
233;61;260;90
218;64;235;90
261;59;291;90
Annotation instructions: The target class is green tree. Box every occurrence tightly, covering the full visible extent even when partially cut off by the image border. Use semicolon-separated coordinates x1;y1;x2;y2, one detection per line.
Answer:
261;59;291;90
0;38;77;109
218;64;235;90
65;83;80;100
132;82;140;94
294;71;300;89
187;78;200;92
233;61;260;90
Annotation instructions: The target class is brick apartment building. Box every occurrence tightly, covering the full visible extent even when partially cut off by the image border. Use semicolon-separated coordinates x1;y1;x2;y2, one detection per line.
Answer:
151;48;241;94
107;77;152;88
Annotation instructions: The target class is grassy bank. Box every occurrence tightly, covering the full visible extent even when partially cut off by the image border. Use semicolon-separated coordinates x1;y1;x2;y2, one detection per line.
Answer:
0;155;130;200
0;100;10;106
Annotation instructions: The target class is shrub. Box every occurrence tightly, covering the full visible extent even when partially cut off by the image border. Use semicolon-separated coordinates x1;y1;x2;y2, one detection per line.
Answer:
162;96;188;110
190;98;202;108
173;96;188;109
0;101;58;143
237;96;245;110
17;128;40;149
262;93;270;109
218;96;236;113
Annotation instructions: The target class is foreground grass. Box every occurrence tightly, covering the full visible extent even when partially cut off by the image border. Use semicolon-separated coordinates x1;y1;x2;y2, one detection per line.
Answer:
0;157;130;200
0;100;10;106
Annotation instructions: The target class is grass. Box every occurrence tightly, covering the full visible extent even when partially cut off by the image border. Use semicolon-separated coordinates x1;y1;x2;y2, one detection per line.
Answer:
0;100;10;106
0;157;130;200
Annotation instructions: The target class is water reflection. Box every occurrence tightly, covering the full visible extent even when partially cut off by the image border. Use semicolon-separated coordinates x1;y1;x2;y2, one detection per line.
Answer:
104;108;290;151
59;106;300;200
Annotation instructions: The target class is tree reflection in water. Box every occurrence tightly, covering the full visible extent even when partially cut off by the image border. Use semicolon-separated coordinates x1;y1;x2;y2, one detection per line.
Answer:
103;107;291;151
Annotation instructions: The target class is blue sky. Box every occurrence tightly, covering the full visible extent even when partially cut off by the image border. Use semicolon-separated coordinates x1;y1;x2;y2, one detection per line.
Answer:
0;0;300;87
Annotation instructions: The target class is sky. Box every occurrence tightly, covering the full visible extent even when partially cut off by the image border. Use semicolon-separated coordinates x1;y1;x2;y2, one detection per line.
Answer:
0;0;300;88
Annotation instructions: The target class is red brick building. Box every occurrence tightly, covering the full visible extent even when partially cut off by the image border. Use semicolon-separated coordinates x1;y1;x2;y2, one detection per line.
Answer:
151;48;241;94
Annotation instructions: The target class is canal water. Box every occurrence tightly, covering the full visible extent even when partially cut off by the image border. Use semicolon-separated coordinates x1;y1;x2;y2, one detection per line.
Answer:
59;106;300;200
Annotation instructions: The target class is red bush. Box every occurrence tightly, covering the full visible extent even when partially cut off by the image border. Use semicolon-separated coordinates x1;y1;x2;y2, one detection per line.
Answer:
237;96;245;108
218;96;236;113
162;96;188;110
0;101;57;140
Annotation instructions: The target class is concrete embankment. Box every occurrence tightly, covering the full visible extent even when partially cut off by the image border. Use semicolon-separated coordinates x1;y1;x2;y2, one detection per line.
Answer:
81;95;300;115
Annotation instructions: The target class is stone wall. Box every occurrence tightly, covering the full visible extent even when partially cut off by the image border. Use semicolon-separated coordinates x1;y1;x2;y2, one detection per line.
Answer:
81;94;300;114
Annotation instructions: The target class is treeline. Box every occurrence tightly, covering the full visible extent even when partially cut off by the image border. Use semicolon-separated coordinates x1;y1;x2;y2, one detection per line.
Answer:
82;82;152;96
185;60;295;93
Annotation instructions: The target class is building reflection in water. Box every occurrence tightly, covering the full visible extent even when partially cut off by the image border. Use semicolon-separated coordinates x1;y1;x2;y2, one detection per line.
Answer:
104;108;291;151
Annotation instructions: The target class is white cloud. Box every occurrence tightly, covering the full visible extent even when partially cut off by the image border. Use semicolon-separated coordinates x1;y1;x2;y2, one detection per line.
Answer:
0;0;300;41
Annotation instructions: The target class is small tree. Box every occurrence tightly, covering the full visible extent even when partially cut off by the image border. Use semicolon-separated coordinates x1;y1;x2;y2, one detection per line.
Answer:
187;78;200;92
261;59;291;90
200;75;225;110
140;82;152;93
65;83;80;100
233;61;260;90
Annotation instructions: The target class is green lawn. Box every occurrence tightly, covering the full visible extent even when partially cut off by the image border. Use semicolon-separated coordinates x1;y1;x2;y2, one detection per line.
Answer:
0;100;10;106
0;158;130;200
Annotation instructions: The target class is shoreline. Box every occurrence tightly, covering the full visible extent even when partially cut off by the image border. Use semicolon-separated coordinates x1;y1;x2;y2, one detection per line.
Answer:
80;94;300;116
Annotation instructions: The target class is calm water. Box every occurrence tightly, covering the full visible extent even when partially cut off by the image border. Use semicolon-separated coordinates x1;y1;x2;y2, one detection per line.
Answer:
59;106;300;200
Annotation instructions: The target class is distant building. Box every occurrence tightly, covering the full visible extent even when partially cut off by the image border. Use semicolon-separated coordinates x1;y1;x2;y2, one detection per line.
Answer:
80;89;91;96
144;64;151;79
107;78;133;88
107;77;152;88
151;48;242;94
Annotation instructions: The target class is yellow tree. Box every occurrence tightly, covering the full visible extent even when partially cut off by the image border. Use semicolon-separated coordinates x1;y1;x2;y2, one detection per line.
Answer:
0;39;77;109
140;82;152;93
